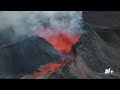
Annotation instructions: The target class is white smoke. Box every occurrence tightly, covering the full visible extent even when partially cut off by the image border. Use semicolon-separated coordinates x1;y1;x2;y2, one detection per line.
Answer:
0;11;84;40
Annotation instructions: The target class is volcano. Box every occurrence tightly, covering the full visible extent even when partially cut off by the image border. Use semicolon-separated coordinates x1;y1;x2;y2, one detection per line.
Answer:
1;11;120;79
22;11;120;79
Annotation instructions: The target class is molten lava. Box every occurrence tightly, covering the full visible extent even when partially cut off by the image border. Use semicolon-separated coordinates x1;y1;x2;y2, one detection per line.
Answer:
26;32;80;79
46;33;80;53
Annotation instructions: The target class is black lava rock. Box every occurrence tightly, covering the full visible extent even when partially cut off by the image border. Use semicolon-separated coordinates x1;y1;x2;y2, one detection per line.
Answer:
0;36;61;79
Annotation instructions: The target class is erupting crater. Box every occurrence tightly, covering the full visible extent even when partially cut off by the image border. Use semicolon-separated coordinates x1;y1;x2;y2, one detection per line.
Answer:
25;30;81;79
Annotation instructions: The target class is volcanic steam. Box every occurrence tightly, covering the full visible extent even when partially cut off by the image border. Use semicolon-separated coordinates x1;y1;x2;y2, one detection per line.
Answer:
0;11;84;78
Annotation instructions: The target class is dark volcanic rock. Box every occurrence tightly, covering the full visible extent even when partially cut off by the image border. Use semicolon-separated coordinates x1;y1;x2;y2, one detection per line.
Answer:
50;23;120;79
76;26;120;73
0;36;61;79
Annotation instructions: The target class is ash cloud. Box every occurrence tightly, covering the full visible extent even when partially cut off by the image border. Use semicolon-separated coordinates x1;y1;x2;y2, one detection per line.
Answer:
0;11;84;40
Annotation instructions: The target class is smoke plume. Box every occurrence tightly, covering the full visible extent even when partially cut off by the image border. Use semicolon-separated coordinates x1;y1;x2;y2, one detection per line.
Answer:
0;11;84;40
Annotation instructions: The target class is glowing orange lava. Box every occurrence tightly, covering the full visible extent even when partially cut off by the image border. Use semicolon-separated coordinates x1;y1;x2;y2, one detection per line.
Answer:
30;63;62;79
46;33;80;53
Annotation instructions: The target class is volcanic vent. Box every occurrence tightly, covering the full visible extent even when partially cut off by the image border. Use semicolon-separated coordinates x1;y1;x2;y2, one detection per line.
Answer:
21;11;84;79
21;11;120;79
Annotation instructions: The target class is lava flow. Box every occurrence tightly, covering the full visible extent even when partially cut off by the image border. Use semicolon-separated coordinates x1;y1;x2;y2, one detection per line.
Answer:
27;32;80;79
